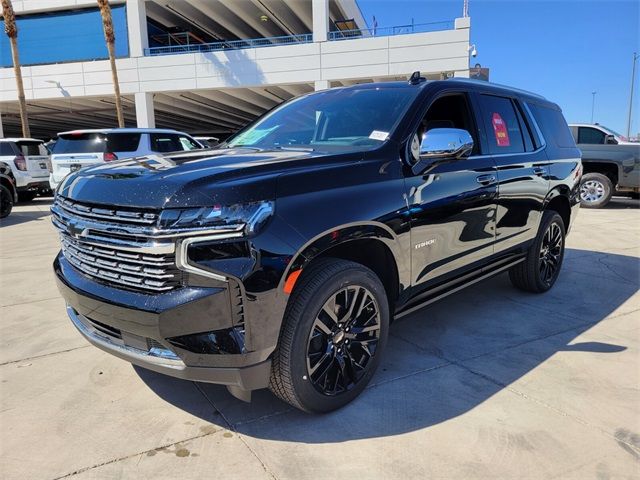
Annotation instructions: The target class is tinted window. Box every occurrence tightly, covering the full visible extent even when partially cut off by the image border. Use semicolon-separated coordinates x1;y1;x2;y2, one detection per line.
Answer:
528;104;575;148
106;133;141;152
578;127;606;144
0;143;16;156
150;134;183;153
226;87;420;151
52;134;107;154
479;95;525;154
16;141;47;156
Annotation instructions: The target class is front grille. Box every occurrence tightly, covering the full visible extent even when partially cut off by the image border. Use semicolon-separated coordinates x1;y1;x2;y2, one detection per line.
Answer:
52;196;181;293
60;234;181;292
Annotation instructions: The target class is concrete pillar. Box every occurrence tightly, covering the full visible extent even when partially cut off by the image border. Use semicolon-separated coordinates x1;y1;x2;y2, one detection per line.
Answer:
135;92;155;128
314;80;330;91
312;0;329;43
126;0;149;57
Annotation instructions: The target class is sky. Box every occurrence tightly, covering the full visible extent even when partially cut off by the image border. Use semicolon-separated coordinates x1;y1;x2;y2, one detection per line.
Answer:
357;0;640;136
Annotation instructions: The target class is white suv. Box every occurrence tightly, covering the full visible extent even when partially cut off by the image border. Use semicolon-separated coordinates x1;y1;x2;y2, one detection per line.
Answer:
0;138;51;201
49;128;202;190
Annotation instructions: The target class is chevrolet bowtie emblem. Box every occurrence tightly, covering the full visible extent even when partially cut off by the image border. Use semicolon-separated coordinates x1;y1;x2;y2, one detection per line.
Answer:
67;219;86;238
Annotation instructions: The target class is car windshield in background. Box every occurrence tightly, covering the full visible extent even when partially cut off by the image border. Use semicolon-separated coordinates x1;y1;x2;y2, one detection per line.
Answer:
52;133;142;154
226;87;419;151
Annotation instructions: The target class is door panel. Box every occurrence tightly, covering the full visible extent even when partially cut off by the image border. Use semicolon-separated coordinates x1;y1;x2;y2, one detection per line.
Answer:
406;156;498;289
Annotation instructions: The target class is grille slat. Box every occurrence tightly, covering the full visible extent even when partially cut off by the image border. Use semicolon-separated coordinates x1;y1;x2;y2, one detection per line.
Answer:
54;196;181;293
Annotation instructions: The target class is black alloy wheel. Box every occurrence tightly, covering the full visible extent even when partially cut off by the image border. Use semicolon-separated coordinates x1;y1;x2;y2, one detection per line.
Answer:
539;222;563;286
306;285;381;395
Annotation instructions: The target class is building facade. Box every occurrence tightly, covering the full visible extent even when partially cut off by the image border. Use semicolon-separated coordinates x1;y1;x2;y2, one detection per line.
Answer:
0;0;471;138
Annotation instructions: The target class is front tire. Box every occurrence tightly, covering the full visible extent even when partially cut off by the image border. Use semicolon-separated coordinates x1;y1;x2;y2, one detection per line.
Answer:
509;211;566;293
269;258;389;413
579;173;613;208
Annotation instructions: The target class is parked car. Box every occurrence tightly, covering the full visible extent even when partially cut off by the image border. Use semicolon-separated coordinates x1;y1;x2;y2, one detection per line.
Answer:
52;76;581;413
569;124;640;207
0;138;51;201
49;128;203;191
195;136;220;148
0;161;18;219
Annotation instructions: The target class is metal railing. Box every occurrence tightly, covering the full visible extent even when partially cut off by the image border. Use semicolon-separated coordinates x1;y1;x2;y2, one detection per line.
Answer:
144;33;313;56
328;21;454;41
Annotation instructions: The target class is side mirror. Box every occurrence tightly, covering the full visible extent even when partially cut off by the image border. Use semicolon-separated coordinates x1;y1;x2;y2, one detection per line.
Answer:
412;128;474;175
604;134;618;145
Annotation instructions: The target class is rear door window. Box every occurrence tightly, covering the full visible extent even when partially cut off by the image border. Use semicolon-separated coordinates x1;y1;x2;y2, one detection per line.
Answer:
16;141;48;156
478;95;525;154
577;127;606;144
178;136;201;151
106;133;141;152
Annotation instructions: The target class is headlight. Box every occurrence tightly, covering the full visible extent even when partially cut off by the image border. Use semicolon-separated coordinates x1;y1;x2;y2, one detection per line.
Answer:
158;201;274;235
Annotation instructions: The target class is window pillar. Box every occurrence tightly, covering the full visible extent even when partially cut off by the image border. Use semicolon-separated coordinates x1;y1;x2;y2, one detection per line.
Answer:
135;92;155;128
312;0;329;43
127;0;149;57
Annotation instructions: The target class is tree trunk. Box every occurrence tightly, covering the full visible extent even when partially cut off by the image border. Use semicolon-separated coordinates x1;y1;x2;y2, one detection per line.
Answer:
8;28;30;137
106;40;124;127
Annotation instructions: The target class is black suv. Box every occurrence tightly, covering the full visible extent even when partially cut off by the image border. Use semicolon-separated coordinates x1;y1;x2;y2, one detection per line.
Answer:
52;76;581;413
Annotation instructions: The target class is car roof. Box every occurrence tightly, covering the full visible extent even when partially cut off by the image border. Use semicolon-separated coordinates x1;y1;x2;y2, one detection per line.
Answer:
0;137;45;143
332;78;551;106
57;128;188;136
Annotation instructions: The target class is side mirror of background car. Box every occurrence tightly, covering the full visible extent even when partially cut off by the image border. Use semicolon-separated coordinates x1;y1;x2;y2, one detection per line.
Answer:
604;134;618;145
412;128;474;175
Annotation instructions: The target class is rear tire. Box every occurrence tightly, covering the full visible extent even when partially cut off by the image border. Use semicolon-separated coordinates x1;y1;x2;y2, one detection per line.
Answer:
579;173;613;208
0;185;13;219
269;258;389;413
509;211;565;293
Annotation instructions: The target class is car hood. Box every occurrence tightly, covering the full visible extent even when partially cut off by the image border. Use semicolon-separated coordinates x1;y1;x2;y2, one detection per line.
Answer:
57;148;355;208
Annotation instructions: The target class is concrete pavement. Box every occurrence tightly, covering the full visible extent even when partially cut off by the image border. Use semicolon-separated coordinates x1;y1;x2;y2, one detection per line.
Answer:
1;197;638;479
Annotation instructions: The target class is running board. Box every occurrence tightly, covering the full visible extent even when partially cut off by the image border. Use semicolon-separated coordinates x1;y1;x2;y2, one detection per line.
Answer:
395;257;525;320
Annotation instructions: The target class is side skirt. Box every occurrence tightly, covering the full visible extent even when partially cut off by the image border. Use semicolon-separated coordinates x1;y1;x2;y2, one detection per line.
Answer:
394;255;525;320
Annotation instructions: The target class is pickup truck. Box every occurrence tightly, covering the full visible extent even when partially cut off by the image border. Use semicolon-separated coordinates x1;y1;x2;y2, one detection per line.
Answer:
569;124;640;208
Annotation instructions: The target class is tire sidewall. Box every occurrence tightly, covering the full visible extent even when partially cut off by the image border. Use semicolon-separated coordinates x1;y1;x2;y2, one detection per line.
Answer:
0;185;12;219
287;267;389;413
580;173;612;208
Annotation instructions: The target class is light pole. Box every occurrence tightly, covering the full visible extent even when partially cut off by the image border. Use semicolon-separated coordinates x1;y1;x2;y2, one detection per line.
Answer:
591;91;597;123
626;52;639;138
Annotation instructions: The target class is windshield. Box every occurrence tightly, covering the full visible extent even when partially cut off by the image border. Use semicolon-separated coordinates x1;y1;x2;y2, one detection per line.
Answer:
600;125;624;138
226;87;419;151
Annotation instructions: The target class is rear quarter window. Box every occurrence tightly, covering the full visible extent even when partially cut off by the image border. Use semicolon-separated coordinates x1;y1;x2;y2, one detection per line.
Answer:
0;143;17;156
106;133;142;152
527;103;575;148
16;141;47;156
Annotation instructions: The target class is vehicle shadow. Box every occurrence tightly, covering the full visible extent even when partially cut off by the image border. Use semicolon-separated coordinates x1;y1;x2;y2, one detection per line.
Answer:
1;198;54;227
136;248;639;443
604;197;639;209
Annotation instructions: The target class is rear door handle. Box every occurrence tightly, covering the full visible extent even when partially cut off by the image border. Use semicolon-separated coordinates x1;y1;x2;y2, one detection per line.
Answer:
533;167;547;176
476;174;497;186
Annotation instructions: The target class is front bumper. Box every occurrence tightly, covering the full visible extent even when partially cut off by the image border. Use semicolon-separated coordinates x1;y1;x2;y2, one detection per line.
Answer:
55;254;273;398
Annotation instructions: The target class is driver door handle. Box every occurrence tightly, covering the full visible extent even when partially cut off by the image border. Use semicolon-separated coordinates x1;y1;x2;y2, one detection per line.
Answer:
533;167;547;176
476;174;497;186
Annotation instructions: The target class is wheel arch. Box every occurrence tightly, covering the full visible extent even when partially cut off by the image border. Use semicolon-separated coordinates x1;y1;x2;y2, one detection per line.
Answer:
543;187;571;231
581;160;619;186
280;222;407;310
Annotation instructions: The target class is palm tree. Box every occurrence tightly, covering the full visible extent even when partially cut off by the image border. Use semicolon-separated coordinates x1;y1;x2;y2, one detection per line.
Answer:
1;0;30;137
97;0;124;127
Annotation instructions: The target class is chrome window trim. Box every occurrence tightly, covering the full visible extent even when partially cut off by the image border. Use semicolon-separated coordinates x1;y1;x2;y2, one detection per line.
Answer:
176;231;245;282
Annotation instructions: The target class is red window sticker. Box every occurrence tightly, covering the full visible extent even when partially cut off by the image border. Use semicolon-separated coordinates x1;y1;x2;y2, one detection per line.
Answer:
491;112;510;147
